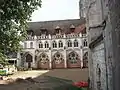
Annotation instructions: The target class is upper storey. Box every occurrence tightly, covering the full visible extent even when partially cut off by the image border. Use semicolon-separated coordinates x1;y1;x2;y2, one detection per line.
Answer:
27;18;86;37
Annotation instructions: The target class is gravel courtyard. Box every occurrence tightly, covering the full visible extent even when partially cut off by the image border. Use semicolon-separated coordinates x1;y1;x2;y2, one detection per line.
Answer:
0;68;88;90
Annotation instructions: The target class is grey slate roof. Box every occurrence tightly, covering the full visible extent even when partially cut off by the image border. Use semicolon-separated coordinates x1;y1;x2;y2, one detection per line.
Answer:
27;18;86;36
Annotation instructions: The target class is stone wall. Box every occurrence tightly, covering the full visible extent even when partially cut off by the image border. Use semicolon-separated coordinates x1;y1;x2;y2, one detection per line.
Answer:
104;0;120;90
80;0;120;90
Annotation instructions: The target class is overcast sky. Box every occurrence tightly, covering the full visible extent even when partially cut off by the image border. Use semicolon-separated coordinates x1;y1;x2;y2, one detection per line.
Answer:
31;0;80;22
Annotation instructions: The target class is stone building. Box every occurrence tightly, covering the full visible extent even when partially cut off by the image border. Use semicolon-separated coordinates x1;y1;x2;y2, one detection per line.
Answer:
79;0;120;90
18;18;88;69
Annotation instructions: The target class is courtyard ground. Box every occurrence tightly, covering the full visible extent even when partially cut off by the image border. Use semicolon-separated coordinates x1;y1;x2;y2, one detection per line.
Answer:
0;68;88;90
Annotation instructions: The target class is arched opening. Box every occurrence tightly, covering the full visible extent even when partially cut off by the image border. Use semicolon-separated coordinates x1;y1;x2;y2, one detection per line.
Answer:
37;53;49;69
45;41;49;48
67;40;72;47
83;39;87;47
74;39;78;47
58;40;63;48
39;42;43;48
52;52;64;68
67;51;81;68
52;41;57;48
26;54;33;68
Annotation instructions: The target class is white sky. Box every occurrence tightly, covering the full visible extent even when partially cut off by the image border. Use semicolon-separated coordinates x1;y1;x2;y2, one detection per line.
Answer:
31;0;80;22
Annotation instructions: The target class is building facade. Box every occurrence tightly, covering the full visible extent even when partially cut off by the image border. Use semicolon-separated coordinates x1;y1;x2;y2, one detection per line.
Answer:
18;19;88;69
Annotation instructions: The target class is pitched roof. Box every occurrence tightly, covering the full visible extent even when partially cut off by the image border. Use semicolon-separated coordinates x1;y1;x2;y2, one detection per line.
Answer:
27;17;86;36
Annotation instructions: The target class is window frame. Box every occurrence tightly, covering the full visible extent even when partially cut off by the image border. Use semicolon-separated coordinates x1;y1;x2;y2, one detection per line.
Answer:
30;42;33;48
67;40;72;47
58;41;63;48
39;42;43;48
53;41;57;48
74;39;79;47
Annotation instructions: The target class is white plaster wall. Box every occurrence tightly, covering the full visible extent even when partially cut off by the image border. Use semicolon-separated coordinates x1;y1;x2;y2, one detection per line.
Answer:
21;33;87;68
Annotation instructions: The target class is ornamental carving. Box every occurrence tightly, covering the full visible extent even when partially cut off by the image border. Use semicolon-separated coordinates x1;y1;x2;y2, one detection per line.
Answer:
53;52;64;64
39;53;49;65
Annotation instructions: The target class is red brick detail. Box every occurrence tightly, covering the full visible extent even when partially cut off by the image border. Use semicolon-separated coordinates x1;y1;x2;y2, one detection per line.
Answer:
52;61;65;69
37;61;49;69
67;60;81;68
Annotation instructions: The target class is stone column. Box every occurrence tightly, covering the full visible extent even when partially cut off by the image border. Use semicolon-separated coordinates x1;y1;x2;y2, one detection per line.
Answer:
80;48;83;68
80;38;83;68
17;52;21;67
64;49;67;68
49;36;52;69
49;50;52;69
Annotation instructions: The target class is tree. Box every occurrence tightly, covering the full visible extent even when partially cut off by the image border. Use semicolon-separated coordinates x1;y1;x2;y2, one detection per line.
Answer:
0;0;42;64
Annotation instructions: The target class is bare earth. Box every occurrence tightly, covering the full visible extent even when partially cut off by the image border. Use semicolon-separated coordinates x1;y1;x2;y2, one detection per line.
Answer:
0;68;88;90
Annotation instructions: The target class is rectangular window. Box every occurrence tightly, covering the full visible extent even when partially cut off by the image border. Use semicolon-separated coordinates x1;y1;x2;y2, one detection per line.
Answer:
24;42;27;48
30;42;33;48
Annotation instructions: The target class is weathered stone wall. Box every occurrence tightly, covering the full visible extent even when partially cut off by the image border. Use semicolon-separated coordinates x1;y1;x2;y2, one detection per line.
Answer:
104;0;120;90
91;40;107;90
79;0;109;90
81;0;120;90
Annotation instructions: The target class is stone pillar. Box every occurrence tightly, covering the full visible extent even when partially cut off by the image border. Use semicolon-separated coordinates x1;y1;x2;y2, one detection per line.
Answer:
64;49;67;68
49;37;52;69
17;52;21;67
80;39;83;68
49;50;52;69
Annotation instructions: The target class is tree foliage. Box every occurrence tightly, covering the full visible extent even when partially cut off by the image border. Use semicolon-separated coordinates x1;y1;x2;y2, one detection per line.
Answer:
0;0;42;64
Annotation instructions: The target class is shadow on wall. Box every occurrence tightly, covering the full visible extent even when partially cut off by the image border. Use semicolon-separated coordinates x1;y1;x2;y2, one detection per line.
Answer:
0;68;88;90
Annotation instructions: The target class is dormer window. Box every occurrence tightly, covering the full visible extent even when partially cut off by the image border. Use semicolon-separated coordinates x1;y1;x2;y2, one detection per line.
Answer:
27;30;34;36
55;26;61;34
40;28;47;35
70;25;75;33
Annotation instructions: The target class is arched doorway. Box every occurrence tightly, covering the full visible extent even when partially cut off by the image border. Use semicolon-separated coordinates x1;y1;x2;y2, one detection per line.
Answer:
26;54;33;68
83;52;88;68
37;53;49;69
67;51;81;68
52;52;64;69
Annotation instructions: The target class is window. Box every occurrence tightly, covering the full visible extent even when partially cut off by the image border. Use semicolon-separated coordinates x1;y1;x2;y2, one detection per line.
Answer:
58;41;63;48
39;53;49;65
67;40;72;47
24;42;27;48
68;52;79;64
53;52;63;64
74;40;78;47
53;41;57;48
84;39;87;47
45;41;49;48
39;42;43;48
30;42;33;48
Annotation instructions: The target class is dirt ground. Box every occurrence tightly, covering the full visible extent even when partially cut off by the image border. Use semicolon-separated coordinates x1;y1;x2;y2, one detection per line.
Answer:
0;68;88;90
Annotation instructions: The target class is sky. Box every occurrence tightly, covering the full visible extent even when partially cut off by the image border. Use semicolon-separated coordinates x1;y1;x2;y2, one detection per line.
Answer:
31;0;80;22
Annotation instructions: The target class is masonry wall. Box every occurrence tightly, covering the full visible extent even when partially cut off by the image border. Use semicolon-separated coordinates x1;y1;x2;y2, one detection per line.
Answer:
104;0;120;90
79;0;109;90
80;0;120;90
